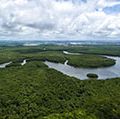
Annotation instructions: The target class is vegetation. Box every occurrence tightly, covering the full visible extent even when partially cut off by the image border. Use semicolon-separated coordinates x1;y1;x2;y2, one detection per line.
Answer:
0;45;120;118
87;73;98;79
66;45;120;56
66;54;115;68
0;61;120;119
44;109;97;119
0;46;116;68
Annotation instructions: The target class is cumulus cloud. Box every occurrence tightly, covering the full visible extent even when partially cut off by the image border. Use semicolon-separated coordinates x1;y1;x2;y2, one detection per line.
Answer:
0;0;120;40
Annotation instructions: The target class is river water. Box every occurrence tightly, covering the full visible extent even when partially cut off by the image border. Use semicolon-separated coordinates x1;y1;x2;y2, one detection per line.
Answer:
0;59;27;68
0;62;12;68
0;54;120;80
45;52;120;80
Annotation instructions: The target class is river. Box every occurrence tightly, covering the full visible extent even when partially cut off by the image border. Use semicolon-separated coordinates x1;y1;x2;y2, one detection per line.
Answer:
44;51;120;80
0;53;120;80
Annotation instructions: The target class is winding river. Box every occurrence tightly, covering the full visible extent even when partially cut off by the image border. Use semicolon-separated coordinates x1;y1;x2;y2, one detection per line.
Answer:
0;62;12;68
21;59;27;66
45;51;120;80
0;53;120;80
0;59;27;68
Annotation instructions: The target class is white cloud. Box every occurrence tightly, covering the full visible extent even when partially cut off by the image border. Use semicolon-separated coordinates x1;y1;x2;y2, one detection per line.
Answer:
0;0;120;40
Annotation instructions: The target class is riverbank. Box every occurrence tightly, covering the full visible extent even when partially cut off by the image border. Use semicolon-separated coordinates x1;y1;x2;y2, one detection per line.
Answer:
45;54;120;80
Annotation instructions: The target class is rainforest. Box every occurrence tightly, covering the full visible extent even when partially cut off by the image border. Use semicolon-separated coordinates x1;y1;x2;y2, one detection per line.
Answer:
0;43;120;119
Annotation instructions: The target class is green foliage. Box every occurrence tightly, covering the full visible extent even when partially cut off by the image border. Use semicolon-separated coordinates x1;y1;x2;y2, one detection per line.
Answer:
67;45;120;56
0;46;116;68
0;61;120;118
66;54;115;68
44;109;97;119
87;73;98;79
0;45;120;118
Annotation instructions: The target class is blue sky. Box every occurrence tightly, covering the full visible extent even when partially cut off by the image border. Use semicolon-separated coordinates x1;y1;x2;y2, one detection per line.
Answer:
0;0;120;41
104;4;120;14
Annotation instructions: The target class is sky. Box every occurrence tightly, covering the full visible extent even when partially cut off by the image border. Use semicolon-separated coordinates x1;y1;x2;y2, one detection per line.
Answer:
0;0;120;41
